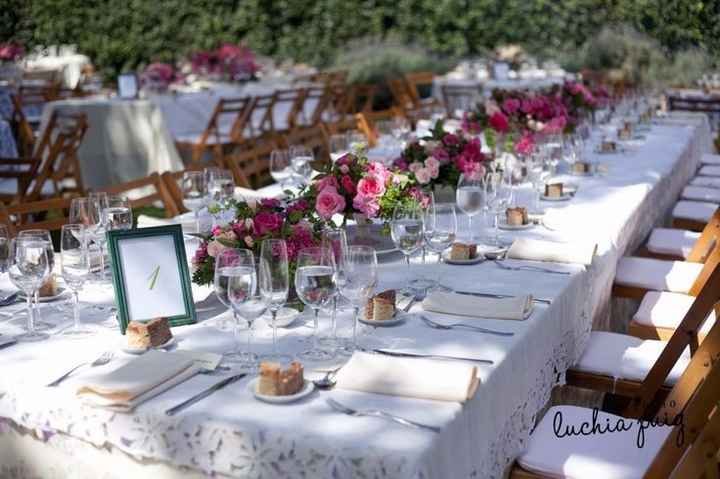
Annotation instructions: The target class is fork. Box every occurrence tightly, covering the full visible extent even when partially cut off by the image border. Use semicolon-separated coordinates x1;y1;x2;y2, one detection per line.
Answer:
47;351;114;387
493;260;571;275
326;398;441;433
420;315;514;336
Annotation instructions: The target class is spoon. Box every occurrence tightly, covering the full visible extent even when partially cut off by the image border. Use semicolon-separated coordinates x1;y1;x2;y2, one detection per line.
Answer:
312;365;342;390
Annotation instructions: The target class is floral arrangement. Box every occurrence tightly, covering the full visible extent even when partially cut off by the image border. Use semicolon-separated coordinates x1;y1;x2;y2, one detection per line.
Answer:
395;120;490;187
191;43;259;81
192;197;323;286
140;63;183;91
0;43;24;62
304;152;429;226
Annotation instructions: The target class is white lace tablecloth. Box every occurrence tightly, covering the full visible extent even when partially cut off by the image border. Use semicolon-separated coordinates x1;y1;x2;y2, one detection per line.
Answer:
0;113;711;478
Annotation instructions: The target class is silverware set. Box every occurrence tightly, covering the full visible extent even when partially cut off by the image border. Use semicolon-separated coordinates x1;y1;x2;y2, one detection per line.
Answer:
453;290;552;304
493;259;571;275
420;315;514;336
165;373;247;416
326;398;441;433
47;351;114;387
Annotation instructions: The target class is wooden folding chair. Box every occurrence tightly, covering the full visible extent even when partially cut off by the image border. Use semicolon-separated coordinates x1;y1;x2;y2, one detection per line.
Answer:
0;195;77;236
226;140;278;189
297;85;332;126
441;84;481;118
404;72;442;109
355;108;402;147
284;125;330;167
9;94;36;157
159;168;203;215
638;207;720;262
387;78;416;112
174;97;252;167
345;84;377;113
567;259;720;421
263;88;306;135
96;173;179;218
245;94;277;141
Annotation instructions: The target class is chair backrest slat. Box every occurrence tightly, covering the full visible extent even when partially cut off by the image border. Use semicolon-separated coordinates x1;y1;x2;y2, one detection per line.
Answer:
97;173;179;218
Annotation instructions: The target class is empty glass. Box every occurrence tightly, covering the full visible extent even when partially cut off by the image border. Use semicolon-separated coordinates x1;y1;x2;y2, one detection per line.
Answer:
182;171;206;232
9;238;50;341
289;145;313;185
259;239;292;363
269;149;293;189
487;172;513;246
0;224;9;274
348;131;368;152
61;224;92;336
456;173;484;241
425;203;457;263
228;258;269;370
329;134;349;162
295;246;336;361
391;204;424;284
18;229;56;324
70;197;104;280
321;227;348;350
338;245;377;353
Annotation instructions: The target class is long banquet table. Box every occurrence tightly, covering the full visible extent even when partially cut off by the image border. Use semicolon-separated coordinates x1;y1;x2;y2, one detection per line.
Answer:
0;112;712;478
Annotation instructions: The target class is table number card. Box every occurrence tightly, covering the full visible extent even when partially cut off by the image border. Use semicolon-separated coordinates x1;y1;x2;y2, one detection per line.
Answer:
107;225;197;333
117;73;139;99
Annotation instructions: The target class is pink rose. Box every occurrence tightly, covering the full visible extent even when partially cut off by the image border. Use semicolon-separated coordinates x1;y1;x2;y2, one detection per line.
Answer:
432;147;450;163
461;139;484;162
489;112;509;133
243;235;254;248
315;186;346;220
260;198;281;208
339;164;350;174
543;116;567;134
428;163;440;179
352;194;380;218
408;162;423;173
415;167;432;185
442;133;459;146
514;132;535;156
425;157;440;170
316;175;339;191
366;162;391;185
393;158;409;171
206;240;227;258
502;98;521;115
356;176;386;198
341;175;356;194
253;212;283;236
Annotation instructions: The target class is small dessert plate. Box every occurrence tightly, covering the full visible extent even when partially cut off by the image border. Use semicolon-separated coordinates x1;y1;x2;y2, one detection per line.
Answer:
251;378;315;404
20;287;69;303
498;221;534;231
122;336;176;355
266;307;301;328
541;193;572;202
359;311;408;327
569;169;594;177
442;251;484;265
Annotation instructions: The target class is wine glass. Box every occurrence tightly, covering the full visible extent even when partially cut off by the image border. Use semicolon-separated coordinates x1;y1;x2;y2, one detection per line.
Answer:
227;258;269;370
104;195;133;231
17;229;56;323
289;145;313;186
321;227;348;351
182;171;206;232
487;172;513;246
338;245;377;353
425;203;457;263
527;156;547;214
390;204;424;288
0;224;9;274
70;197;104;280
295;246;336;361
456;173;484;242
269;149;293;189
207;168;234;205
259;239;291;363
213;248;255;363
348;131;368;152
8;237;50;341
60;224;92;336
329;134;349;162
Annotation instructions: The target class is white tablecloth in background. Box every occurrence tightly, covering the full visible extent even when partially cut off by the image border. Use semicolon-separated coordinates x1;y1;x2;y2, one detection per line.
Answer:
39;97;184;188
25;53;90;88
0;120;17;158
0;113;712;478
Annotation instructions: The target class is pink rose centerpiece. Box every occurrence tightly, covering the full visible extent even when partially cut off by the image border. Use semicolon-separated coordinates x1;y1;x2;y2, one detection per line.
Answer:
191;43;259;82
140;63;183;92
0;43;23;63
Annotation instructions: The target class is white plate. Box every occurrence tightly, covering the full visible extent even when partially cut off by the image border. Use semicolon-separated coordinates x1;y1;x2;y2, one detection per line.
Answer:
569;169;594;177
251;378;315;404
541;193;572;202
122;336;177;355
442;251;485;265
20;287;69;303
359;311;408;327
498;221;534;231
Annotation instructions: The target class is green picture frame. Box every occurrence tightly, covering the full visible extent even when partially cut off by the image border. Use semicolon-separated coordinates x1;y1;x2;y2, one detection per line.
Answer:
107;225;197;334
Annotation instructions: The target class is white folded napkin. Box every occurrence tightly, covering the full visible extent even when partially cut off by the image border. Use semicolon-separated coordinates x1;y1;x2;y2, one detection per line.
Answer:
422;291;533;320
334;351;478;402
77;350;199;412
137;213;205;234
507;237;597;265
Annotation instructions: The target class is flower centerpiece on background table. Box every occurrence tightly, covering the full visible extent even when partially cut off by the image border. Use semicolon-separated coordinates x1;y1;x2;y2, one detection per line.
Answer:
0;43;23;64
140;62;184;93
190;43;259;83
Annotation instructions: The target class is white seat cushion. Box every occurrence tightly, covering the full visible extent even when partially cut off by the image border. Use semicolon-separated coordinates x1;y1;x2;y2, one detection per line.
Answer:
701;153;720;165
574;331;690;385
174;132;232;145
634;291;715;333
698;165;720;177
646;227;700;259
690;175;720;189
681;185;720;203
672;200;717;222
518;405;672;479
615;256;702;293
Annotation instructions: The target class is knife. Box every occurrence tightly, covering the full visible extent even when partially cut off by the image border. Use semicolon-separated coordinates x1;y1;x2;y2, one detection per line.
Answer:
165;373;247;416
372;348;493;365
454;290;552;304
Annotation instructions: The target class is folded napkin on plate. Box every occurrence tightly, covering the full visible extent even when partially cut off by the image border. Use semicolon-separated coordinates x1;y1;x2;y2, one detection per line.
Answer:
335;351;478;402
136;215;175;228
77;350;199;412
507;238;597;266
422;291;532;320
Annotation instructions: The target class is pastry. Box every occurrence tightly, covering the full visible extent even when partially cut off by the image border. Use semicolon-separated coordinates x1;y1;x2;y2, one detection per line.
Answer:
257;361;304;396
364;289;396;321
126;317;172;349
618;122;633;140
450;242;477;261
544;183;564;198
601;140;617;153
572;162;592;174
506;207;528;226
38;274;59;297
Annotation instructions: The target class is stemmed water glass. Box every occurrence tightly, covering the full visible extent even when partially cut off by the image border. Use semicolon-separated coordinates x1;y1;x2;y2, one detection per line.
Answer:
90;192;109;280
18;229;56;324
60;224;92;336
8;237;50;341
348;131;368;152
207;168;234;205
104;195;133;231
338;245;377;353
424;203;457;263
259;239;292;363
329;134;349;162
269;149;293;189
456;173;484;242
321;227;348;351
295;246;336;361
182;171;206;233
487;172;513;246
227;257;269;370
289;145;313;186
390;204;424;287
70;197;103;280
527;156;547;214
214;248;255;363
